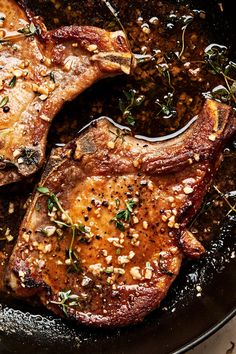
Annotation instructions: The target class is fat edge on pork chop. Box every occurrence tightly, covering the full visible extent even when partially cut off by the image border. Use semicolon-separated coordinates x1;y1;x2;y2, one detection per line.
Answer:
0;0;133;186
7;99;236;327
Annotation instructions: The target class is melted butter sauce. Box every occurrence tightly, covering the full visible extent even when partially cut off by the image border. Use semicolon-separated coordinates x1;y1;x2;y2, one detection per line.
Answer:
26;0;235;140
79;114;198;143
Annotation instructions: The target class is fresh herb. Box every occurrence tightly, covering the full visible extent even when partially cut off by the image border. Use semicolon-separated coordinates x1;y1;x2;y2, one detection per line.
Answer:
50;290;80;316
109;128;129;144
50;71;56;83
9;76;17;88
178;15;194;59
110;199;137;231
100;0;128;41
213;185;236;215
20;147;39;166
115;199;136;221
204;44;236;108
66;245;82;274
68;225;81;272
78;224;89;234
156;62;175;92
115;198;120;209
0;96;9;108
37;187;88;272
37;187;65;215
113;220;125;231
18;22;38;37
119;89;144;126
37;186;50;194
104;267;113;274
190;185;236;228
155;92;176;119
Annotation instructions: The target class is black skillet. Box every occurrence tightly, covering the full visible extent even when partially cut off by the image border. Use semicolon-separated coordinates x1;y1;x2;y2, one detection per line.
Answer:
0;0;235;353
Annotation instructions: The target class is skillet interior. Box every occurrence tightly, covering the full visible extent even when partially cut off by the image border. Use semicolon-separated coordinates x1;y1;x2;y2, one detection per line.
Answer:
0;0;235;353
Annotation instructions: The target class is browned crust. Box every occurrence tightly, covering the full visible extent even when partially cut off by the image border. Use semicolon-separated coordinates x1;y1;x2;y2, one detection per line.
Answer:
7;99;235;327
0;0;133;187
60;100;234;184
180;230;205;259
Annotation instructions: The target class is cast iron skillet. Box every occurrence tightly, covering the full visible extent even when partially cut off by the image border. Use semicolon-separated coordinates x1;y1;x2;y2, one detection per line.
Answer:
0;1;235;353
0;213;235;354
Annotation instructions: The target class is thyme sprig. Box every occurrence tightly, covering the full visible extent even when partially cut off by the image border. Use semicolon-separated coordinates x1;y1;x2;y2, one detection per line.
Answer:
156;61;175;92
213;185;236;215
109;128;129;144
155;92;176;119
110;199;137;231
37;187;87;273
204;45;236;108
18;22;38;37
119;89;144;126
100;0;128;45
178;15;194;59
50;290;80;316
20;147;39;166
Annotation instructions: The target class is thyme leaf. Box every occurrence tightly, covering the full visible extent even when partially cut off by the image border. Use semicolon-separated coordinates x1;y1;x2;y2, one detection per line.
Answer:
109;128;129;144
66;242;82;274
0;96;9;108
37;186;49;194
37;187;88;273
50;290;80;316
18;22;38;37
9;76;17;88
119;89;144;126
110;199;137;231
50;71;56;83
204;44;236;108
155;92;176;119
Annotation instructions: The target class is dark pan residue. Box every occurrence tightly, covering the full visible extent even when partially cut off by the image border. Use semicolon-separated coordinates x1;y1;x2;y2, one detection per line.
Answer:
0;0;235;353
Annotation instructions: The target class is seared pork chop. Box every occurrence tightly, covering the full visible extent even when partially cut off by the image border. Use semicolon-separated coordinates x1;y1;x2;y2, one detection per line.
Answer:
7;99;236;327
0;0;132;186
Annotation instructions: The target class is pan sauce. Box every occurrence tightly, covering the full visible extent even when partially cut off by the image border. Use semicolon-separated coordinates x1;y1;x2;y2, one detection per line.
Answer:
0;0;235;342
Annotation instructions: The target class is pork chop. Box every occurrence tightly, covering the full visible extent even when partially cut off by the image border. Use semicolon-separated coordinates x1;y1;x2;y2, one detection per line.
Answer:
0;0;132;186
7;99;236;327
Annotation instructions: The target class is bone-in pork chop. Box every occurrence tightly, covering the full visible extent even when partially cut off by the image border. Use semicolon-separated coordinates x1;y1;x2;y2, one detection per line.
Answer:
0;0;132;186
7;99;236;327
